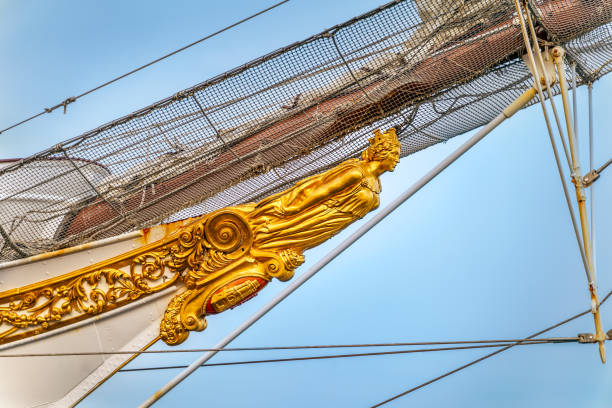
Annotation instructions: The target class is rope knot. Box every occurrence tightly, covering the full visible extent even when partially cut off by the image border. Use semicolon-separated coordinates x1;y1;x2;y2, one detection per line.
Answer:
62;97;76;114
173;90;191;101
50;143;64;153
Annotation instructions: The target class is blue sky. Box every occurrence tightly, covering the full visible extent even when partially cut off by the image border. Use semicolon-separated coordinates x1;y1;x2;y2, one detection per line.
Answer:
2;1;612;407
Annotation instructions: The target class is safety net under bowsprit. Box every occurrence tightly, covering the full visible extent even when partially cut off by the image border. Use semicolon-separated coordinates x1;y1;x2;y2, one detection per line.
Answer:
1;0;611;260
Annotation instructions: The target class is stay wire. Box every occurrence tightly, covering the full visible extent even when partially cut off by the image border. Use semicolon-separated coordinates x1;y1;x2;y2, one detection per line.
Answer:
514;0;592;284
117;342;557;373
595;157;612;175
0;0;290;135
371;288;612;407
523;4;572;171
0;337;577;358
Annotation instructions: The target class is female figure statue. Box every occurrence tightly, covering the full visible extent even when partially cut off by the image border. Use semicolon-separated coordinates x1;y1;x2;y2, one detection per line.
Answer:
249;127;401;253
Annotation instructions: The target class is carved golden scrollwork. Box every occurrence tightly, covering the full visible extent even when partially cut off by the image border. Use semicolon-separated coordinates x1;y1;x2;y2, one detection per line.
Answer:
160;209;260;344
0;248;180;344
158;128;400;345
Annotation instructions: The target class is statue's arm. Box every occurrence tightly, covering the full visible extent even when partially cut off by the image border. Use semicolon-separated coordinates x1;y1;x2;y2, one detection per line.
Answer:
280;167;363;215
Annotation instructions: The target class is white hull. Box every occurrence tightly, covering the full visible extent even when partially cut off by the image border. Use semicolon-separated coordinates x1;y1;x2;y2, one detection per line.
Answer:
0;225;189;407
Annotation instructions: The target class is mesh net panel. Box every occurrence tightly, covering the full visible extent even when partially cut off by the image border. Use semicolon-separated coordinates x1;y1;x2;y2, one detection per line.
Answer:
1;0;611;260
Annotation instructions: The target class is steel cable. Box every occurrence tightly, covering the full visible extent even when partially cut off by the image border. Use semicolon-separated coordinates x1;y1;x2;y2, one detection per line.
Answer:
515;0;592;284
117;342;558;373
595;157;612;175
0;337;577;358
371;288;612;407
0;0;290;135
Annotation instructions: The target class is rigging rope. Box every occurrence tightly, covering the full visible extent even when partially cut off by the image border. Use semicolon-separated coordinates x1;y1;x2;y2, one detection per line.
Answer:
515;0;592;283
117;342;557;373
0;337;577;358
0;0;290;135
371;288;612;407
583;154;612;188
595;157;612;176
522;7;573;171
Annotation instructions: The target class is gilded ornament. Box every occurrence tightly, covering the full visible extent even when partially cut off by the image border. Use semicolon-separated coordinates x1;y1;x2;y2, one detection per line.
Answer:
159;128;401;344
0;128;401;346
0;248;180;344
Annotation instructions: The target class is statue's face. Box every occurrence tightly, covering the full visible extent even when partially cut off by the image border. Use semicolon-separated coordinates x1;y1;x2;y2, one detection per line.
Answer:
379;146;400;172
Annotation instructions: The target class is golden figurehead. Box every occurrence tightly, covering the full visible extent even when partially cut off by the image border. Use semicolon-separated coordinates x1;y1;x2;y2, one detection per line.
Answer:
0;128;401;346
160;127;401;344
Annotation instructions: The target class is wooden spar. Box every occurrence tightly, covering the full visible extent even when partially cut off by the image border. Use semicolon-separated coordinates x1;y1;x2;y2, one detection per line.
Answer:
58;0;611;242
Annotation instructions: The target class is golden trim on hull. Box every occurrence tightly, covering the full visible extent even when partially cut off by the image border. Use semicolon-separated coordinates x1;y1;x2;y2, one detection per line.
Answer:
0;129;401;346
0;248;181;344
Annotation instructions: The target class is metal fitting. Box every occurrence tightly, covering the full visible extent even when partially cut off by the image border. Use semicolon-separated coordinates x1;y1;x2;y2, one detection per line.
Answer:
583;170;600;187
578;333;597;343
551;46;565;60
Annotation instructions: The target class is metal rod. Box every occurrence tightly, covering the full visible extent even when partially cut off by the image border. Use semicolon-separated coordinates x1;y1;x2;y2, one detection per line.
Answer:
553;49;606;363
514;1;590;282
588;83;596;283
572;63;579;151
515;0;605;363
523;4;572;170
138;87;537;407
554;54;594;278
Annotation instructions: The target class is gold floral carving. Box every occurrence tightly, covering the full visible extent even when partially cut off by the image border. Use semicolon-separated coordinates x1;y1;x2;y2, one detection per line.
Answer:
0;249;180;344
159;209;292;345
0;128;401;346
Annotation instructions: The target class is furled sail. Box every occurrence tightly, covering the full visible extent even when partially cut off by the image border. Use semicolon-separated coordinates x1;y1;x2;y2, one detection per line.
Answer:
1;0;611;260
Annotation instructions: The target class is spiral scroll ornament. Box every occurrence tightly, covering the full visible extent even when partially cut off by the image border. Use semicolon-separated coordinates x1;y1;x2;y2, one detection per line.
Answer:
204;210;252;253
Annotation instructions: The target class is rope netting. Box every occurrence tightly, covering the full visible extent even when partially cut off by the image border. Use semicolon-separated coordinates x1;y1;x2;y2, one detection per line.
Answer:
1;0;611;260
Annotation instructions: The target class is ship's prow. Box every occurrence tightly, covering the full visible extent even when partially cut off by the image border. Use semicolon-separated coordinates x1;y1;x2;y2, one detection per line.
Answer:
0;220;195;407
